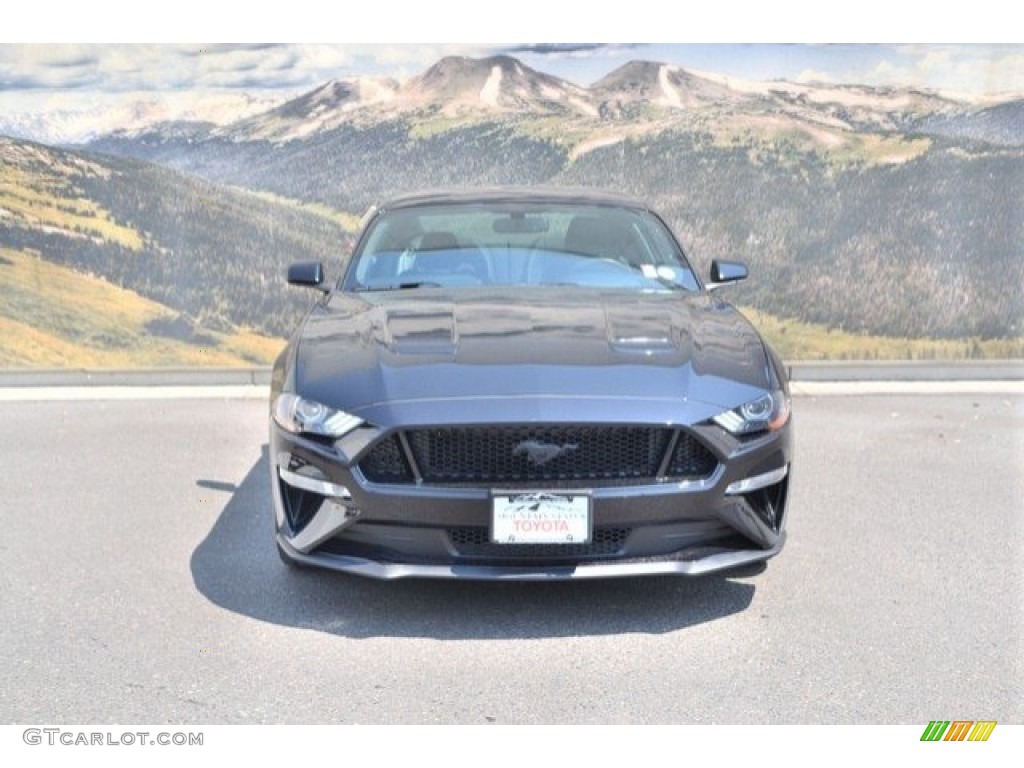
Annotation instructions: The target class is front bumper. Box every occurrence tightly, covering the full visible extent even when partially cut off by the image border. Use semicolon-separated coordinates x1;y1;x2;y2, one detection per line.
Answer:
269;418;792;581
275;531;786;580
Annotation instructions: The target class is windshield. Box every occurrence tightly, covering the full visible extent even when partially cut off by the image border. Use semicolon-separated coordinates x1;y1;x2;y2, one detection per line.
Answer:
343;202;700;293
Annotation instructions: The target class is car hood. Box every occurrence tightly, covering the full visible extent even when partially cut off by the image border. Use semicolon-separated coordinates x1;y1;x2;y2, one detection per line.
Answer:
293;288;773;427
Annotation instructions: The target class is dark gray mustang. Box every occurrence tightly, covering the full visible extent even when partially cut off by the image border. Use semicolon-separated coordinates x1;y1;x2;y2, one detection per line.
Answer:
270;187;793;579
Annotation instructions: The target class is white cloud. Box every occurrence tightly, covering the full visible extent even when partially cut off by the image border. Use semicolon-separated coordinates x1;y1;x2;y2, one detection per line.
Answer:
862;59;907;87
918;50;953;73
971;51;1024;96
850;45;1024;97
930;48;1024;96
794;69;835;84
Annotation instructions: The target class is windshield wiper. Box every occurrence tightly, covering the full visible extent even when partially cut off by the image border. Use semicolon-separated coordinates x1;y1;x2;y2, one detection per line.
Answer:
358;281;442;292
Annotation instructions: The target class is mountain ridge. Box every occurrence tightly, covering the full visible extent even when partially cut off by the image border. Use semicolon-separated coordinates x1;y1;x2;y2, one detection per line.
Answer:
4;54;1022;346
203;55;987;144
7;54;1004;147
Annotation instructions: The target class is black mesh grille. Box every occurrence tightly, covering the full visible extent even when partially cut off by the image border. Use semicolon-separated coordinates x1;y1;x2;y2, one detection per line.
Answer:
448;526;631;558
358;425;717;486
668;433;720;479
409;425;671;484
358;435;412;483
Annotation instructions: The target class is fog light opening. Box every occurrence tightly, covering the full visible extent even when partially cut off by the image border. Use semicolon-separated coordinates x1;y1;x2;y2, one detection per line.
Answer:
280;483;326;533
743;477;788;533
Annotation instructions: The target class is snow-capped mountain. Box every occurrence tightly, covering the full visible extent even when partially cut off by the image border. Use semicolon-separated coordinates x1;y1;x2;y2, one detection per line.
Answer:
396;55;597;116
589;60;969;131
225;77;399;142
688;69;966;130
207;56;598;144
15;53;1018;153
0;92;284;145
591;60;744;113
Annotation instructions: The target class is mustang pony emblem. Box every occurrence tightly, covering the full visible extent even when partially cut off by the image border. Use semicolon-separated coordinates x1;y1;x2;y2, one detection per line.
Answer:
513;440;580;467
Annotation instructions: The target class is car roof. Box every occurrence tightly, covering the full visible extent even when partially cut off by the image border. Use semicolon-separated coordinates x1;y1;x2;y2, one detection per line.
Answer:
377;186;655;213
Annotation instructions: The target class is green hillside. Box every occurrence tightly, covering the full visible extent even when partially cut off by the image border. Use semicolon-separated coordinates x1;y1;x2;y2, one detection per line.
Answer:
1;135;350;367
0;247;283;367
742;307;1024;361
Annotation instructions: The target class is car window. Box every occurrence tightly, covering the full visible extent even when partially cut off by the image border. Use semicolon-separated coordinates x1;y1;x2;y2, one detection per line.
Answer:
346;203;700;292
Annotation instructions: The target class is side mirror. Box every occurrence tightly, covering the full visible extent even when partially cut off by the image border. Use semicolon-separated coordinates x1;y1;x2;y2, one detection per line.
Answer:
287;261;328;292
708;260;748;290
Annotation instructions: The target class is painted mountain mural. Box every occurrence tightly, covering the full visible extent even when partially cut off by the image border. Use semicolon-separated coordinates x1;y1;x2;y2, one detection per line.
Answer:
2;54;1022;365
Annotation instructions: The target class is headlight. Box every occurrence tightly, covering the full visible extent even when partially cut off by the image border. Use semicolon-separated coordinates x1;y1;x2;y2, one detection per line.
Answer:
712;390;790;435
273;393;364;438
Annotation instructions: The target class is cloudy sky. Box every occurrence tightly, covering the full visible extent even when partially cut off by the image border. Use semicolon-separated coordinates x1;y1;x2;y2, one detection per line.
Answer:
2;4;1021;124
4;43;1022;102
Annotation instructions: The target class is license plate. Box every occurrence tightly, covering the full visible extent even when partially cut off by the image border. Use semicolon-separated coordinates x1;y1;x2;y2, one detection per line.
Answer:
491;492;591;544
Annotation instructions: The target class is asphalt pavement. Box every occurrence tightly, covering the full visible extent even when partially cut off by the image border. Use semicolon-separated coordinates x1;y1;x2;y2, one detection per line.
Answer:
0;390;1020;724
